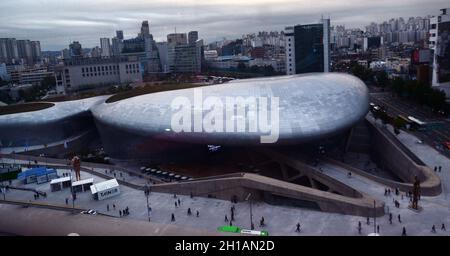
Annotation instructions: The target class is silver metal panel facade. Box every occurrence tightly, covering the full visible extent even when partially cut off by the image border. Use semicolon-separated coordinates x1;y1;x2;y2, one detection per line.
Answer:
91;73;369;158
0;96;108;148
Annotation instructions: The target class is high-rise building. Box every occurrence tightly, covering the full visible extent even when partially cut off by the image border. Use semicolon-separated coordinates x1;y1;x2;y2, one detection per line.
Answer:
363;36;383;52
30;41;41;63
167;33;187;45
285;18;330;75
140;21;150;39
90;46;102;58
17;40;33;64
188;31;198;45
167;39;202;73
156;42;169;73
430;8;450;97
116;30;124;40
0;38;19;64
100;38;111;57
69;41;83;57
112;37;124;56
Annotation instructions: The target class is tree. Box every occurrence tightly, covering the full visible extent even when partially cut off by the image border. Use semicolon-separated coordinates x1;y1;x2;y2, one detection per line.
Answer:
350;62;373;82
237;62;247;72
375;71;389;87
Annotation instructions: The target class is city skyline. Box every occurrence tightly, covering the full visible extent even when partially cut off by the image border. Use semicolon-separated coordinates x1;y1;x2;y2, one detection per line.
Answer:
0;0;448;50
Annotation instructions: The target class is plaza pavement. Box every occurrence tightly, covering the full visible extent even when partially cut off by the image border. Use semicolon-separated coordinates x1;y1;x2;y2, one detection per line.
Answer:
1;119;449;235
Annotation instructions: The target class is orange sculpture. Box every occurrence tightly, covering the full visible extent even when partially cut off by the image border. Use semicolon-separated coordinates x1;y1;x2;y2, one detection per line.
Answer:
71;156;81;181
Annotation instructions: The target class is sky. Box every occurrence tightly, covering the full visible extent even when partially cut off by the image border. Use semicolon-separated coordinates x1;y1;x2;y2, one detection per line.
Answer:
0;0;448;51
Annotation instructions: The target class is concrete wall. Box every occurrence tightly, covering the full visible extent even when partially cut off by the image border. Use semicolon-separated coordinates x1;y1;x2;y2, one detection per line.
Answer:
340;119;442;196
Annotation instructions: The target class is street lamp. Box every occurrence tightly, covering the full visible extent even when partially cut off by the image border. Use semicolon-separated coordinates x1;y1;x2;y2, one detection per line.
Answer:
144;184;151;222
245;193;254;230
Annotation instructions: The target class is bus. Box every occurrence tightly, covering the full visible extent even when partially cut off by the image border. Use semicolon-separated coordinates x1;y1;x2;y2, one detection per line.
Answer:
397;115;413;130
407;116;427;131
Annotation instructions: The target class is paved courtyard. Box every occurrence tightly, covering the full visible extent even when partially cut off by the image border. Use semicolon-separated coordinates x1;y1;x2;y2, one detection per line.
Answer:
1;119;449;235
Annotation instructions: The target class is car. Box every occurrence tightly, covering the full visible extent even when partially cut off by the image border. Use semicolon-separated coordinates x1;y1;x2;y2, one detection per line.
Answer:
416;140;423;144
443;142;450;150
81;209;97;215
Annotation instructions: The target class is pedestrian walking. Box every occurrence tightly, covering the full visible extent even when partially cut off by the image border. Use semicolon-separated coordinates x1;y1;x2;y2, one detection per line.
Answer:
225;215;228;222
65;198;69;205
196;210;199;217
431;225;436;233
178;198;181;205
173;194;177;198
107;204;110;211
190;192;193;198
119;210;122;217
402;227;407;236
113;204;116;210
175;202;178;208
171;213;175;222
398;214;401;223
260;216;265;227
377;225;380;234
358;221;362;234
441;223;446;231
296;222;301;232
389;213;393;224
367;217;370;225
434;166;437;172
439;166;442;172
187;208;191;215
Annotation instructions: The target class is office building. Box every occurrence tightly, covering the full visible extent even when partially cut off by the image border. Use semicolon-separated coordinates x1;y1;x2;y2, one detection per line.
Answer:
285;18;330;75
0;38;19;64
54;56;142;94
90;46;102;58
167;33;187;45
430;8;450;97
100;38;111;57
188;31;199;45
167;39;202;73
363;36;383;52
139;21;151;39
116;30;124;40
69;41;83;57
112;37;124;56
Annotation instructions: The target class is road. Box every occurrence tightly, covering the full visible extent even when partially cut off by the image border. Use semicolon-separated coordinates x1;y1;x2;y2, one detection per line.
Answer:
370;92;450;159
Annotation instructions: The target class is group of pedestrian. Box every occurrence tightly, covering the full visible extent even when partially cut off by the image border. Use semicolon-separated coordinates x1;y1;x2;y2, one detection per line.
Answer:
175;198;181;208
431;223;446;233
433;166;442;172
119;206;129;217
384;188;392;196
186;207;199;217
33;193;45;200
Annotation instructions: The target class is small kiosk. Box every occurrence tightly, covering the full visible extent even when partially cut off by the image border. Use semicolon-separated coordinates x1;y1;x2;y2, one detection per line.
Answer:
18;167;58;184
72;178;94;193
50;176;72;192
90;179;120;201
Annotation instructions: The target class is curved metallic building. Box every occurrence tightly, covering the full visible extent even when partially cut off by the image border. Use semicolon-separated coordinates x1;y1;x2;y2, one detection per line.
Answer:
91;73;369;159
0;73;368;160
0;96;107;152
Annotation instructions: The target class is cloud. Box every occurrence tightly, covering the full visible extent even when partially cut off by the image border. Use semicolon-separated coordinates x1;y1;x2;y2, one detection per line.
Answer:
0;0;448;50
